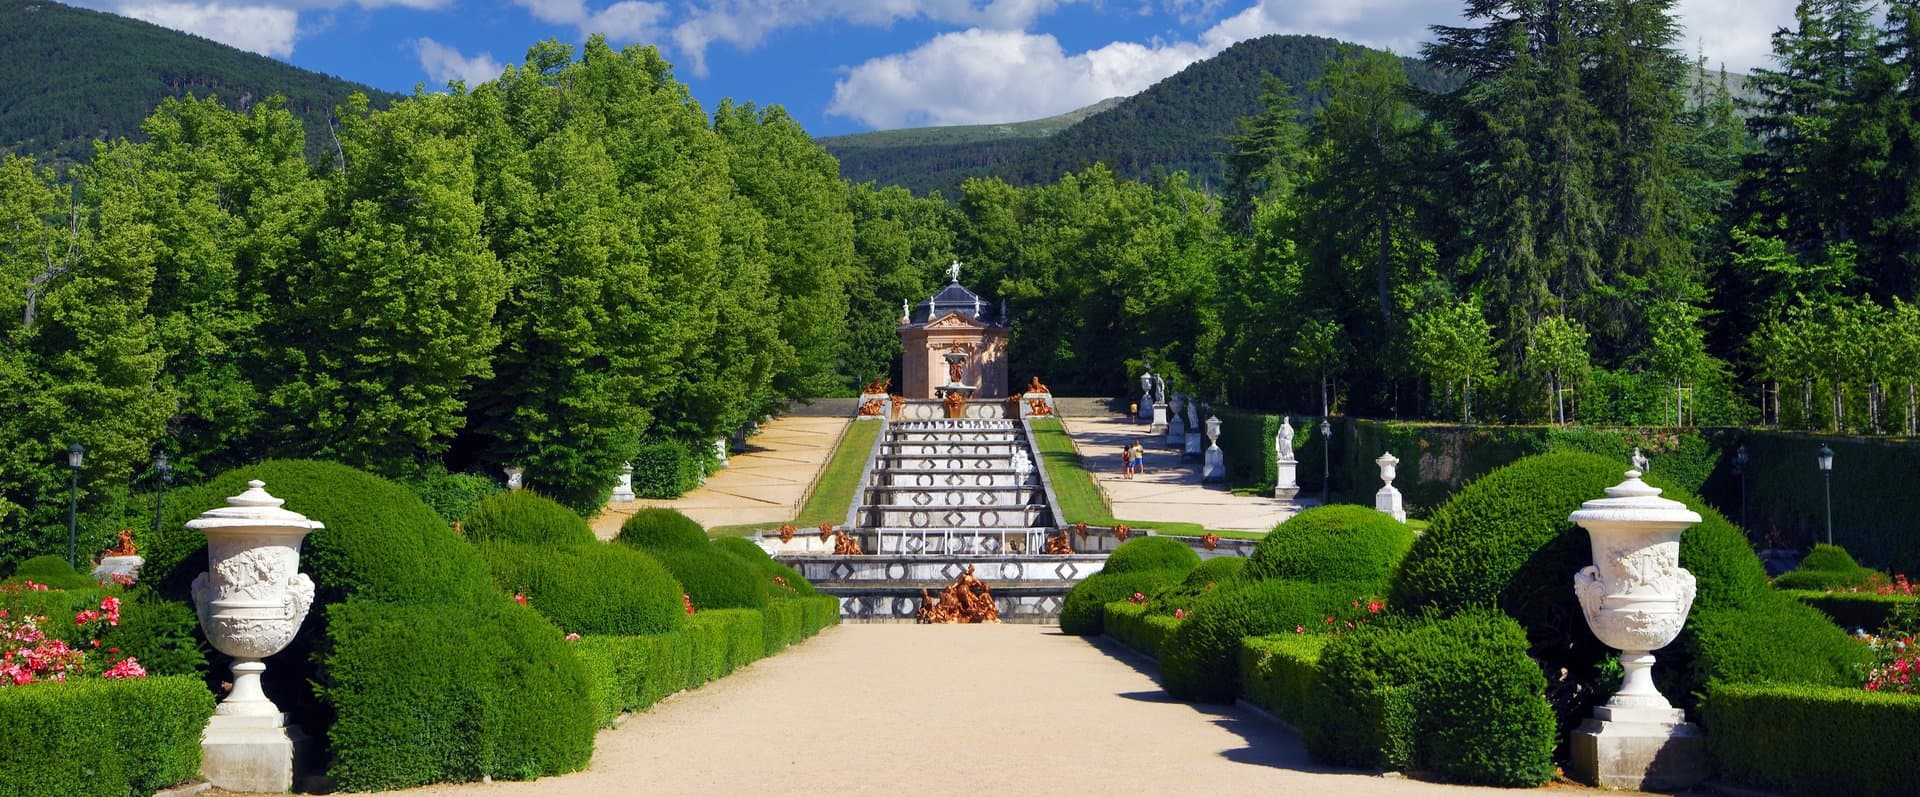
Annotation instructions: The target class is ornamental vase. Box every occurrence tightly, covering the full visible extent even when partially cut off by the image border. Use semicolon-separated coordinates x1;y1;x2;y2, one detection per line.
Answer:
1567;470;1699;709
189;480;323;717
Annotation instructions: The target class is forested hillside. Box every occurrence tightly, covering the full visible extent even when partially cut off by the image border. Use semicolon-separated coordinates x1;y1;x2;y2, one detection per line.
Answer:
0;0;398;165
820;35;1458;194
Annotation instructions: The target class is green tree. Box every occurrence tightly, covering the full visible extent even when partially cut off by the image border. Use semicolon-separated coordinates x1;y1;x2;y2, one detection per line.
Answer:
1221;77;1309;235
1290;316;1351;416
1528;315;1590;425
1411;300;1496;423
844;182;953;388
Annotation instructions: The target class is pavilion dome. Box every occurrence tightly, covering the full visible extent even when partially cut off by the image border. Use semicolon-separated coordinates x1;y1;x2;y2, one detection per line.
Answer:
908;278;1008;327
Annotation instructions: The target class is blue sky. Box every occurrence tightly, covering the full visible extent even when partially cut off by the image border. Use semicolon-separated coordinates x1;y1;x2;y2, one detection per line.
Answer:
72;1;1804;138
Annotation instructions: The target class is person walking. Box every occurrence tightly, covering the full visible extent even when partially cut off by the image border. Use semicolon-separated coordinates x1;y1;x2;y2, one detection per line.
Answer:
1129;440;1146;476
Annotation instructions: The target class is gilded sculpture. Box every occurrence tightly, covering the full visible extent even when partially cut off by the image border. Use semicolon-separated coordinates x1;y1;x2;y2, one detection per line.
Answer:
915;565;999;623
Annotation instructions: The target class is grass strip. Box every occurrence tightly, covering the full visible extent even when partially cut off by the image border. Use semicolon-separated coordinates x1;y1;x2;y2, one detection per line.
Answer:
1027;417;1229;538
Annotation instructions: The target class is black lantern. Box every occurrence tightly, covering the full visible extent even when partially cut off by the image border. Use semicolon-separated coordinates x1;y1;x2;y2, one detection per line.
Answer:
152;452;173;537
1817;444;1834;546
1732;444;1749;529
1319;418;1333;503
65;443;84;568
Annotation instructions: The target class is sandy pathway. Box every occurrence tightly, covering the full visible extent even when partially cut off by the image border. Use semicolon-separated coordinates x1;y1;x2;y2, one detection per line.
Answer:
389;624;1513;797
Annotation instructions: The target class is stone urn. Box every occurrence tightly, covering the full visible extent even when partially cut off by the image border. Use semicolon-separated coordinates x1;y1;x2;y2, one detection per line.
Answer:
188;480;323;792
610;463;636;502
1201;414;1224;482
1373;451;1405;522
504;465;525;490
1565;469;1707;790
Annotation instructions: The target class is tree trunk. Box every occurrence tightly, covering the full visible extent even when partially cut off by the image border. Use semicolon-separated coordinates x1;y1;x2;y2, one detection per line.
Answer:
1464;374;1473;425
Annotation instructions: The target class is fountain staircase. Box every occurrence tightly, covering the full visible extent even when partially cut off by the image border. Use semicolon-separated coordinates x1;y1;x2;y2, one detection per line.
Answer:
768;414;1121;622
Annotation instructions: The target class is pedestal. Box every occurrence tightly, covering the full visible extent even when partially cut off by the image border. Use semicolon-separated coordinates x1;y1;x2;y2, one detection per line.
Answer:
91;555;143;583
1374;485;1405;522
1275;460;1299;501
1202;444;1224;482
1184;432;1203;458
713;439;729;468
1150;402;1170;436
1138;400;1153;423
1569;704;1708;791
1166;414;1186;446
1019;393;1054;418
202;713;308;793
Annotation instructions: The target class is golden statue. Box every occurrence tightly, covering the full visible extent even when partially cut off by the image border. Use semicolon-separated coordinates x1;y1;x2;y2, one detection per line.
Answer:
777;524;796;543
859;397;886;416
1027;376;1050;394
832;529;865;556
943;390;968;418
864;375;892;394
917;565;999;623
1045;529;1073;554
1202;532;1221;551
105;528;137;558
1112;524;1132;542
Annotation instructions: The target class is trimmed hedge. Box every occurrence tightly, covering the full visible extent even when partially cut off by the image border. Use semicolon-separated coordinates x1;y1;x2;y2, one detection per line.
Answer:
636;546;768;611
1786;589;1919;633
632;437;706;499
2;555;98;589
1239;633;1329;728
461;491;595;547
616;508;710;550
1103;601;1183;659
1102;536;1201;575
404;469;502;524
1244;505;1414;584
1316;610;1557;787
1160;578;1377;703
1703;683;1920;797
317;597;598;790
1143;556;1245;617
714;536;818;598
475;540;686;636
1679;593;1872;693
1773;543;1885;591
570;596;839;723
0;675;214;797
1060;570;1182;636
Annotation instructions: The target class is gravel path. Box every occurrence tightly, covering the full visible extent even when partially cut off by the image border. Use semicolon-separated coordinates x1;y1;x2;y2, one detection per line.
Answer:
388;624;1516;797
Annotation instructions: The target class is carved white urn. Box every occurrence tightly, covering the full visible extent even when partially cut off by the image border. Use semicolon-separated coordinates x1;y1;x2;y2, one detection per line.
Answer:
504;466;525;491
1373;452;1405;522
1566;469;1708;790
189;481;322;718
610;463;636;502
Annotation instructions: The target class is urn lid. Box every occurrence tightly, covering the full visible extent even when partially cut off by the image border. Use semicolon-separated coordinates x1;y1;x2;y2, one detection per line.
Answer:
185;480;325;532
1375;451;1399;467
1567;470;1701;526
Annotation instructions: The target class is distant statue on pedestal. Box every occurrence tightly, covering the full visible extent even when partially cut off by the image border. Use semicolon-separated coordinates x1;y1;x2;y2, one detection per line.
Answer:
1276;417;1295;462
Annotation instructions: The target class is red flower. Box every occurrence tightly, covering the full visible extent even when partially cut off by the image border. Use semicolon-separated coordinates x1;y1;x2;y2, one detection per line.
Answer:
513;593;528;605
1174;609;1187;620
1366;600;1385;614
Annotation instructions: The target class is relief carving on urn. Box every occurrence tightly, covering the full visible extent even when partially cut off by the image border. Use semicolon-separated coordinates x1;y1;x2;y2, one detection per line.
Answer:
189;480;323;716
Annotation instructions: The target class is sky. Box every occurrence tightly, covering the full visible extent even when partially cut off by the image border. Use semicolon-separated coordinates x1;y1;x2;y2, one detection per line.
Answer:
70;0;1804;137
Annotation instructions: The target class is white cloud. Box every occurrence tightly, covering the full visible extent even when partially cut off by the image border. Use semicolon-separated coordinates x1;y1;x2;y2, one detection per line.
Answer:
415;37;504;87
510;0;669;44
114;2;302;57
1672;0;1799;73
828;27;1212;128
668;0;1075;75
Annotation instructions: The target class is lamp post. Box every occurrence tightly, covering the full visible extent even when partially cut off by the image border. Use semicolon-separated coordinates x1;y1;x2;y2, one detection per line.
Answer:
1817;444;1834;545
65;443;84;568
1732;444;1749;530
1319;418;1332;503
152;452;173;537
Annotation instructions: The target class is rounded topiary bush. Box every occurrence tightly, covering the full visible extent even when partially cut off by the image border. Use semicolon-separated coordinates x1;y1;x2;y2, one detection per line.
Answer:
460;491;594;547
1145;556;1247;616
616;508;710;551
1391;451;1768;636
1160;578;1377;703
622;543;768;611
1773;543;1884;591
476;541;685;635
2;555;98;590
318;596;597;790
1184;556;1246;587
1102;536;1201;576
1059;570;1181;636
1679;592;1873;692
713;536;816;597
1315;609;1556;786
1244;505;1415;584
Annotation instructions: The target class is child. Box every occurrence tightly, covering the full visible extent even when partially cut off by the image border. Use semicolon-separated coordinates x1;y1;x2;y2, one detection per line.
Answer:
1120;445;1133;479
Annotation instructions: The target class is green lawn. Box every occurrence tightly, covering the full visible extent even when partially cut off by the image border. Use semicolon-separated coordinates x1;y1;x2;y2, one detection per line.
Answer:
707;419;882;538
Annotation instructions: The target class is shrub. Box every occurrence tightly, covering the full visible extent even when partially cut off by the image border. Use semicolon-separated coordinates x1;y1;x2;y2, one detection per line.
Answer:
475;541;685;636
3;555;98;590
1316;609;1556;786
1184;555;1246;586
1144;556;1247;617
616;508;710;551
1703;683;1920;797
1101;536;1200;576
1103;601;1182;659
97;589;205;677
1239;634;1329;727
1773;543;1885;591
0;675;214;797
403;469;502;524
1160;578;1378;703
1245;505;1415;584
714;536;817;597
317;597;597;790
631;438;705;498
1786;590;1919;633
688;608;765;676
461;491;594;547
631;545;768;611
1059;570;1180;636
1678;592;1872;693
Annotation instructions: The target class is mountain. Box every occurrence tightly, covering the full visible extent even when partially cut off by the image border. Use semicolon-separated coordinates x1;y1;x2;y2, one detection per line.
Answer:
0;0;400;166
818;35;1461;196
819;98;1122;194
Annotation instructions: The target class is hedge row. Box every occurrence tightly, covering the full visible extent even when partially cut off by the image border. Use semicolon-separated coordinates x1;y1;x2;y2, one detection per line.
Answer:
1060;570;1184;636
0;676;214;797
570;597;839;723
1103;602;1182;660
1238;633;1329;730
1703;683;1920;797
1785;589;1919;633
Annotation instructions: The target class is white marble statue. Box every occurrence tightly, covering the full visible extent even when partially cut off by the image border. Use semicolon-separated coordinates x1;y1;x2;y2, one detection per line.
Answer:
1276;417;1295;462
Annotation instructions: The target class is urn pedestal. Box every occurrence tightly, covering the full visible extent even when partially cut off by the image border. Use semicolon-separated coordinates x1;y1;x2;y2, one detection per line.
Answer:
610;463;636;502
1373;452;1405;522
1566;470;1709;791
1150;402;1170;436
189;480;323;793
1201;415;1224;483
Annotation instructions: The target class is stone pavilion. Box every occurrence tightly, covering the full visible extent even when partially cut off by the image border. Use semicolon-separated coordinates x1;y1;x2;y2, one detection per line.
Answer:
898;263;1010;399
